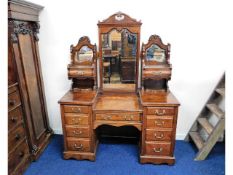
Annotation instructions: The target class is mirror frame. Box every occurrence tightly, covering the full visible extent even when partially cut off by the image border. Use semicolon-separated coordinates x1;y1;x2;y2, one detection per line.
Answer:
97;12;142;91
141;35;170;66
70;36;97;65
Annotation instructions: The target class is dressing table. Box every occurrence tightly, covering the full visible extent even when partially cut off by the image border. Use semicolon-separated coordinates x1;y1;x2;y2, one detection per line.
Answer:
59;12;180;165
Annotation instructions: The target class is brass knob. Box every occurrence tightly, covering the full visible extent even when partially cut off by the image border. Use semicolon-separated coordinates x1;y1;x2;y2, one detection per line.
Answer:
155;109;166;115
71;118;81;124
104;115;111;120
153;147;163;153
154;132;164;139
155;120;165;126
72;107;81;113
73;130;82;135
74;143;83;150
124;115;134;121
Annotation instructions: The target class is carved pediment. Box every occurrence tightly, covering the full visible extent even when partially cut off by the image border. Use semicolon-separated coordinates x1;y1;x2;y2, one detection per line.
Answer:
98;12;142;26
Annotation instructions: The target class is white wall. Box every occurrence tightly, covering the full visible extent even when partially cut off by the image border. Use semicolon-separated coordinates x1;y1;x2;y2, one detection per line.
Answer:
28;0;231;139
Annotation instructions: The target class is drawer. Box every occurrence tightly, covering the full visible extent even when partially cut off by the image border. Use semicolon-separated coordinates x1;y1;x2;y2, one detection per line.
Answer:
143;69;171;78
147;107;175;116
8;139;29;174
65;125;90;138
146;116;173;128
64;114;89;125
8;124;26;152
64;105;89;113
145;141;171;156
68;69;94;77
96;113;140;121
146;129;172;141
67;138;91;152
8;90;21;111
8;107;23;131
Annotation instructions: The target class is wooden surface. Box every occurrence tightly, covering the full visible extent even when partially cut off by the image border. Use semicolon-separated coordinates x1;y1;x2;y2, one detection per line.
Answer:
94;93;142;112
139;90;180;106
59;90;97;105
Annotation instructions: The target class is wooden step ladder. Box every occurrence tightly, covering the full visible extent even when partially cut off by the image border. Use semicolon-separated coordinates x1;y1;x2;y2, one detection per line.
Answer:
185;73;225;160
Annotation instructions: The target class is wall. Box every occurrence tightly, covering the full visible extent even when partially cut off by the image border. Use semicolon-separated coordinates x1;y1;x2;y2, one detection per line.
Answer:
28;0;230;139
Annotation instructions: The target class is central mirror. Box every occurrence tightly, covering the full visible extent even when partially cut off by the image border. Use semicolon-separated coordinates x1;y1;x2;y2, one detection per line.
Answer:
101;29;137;84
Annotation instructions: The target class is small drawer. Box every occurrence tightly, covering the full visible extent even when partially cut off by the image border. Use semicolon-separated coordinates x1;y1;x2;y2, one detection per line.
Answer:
146;116;173;128
68;69;94;77
64;114;89;125
146;129;172;141
8;90;21;111
8;139;29;174
64;105;89;114
65;126;90;138
145;141;171;156
8;124;26;152
67;138;91;152
143;69;171;78
8;107;23;131
147;107;174;116
96;113;140;121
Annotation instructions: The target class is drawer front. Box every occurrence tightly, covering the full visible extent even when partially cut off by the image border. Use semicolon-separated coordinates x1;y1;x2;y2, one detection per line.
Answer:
65;114;89;125
145;142;171;156
146;129;172;141
65;126;90;138
8;90;21;111
8;124;26;152
143;70;171;78
8;107;23;131
8;139;29;174
64;105;89;114
147;107;175;116
67;138;91;152
96;113;140;121
146;116;173;128
68;69;94;77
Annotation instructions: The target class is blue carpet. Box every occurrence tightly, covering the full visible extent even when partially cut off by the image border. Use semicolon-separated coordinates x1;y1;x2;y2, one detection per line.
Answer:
24;135;225;175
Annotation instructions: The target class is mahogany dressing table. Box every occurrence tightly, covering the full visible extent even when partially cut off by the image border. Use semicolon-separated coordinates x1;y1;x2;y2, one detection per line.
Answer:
59;12;180;165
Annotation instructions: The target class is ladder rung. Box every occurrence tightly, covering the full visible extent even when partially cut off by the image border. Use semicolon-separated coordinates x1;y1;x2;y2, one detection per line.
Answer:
189;132;204;150
216;88;225;96
197;118;214;135
206;104;224;118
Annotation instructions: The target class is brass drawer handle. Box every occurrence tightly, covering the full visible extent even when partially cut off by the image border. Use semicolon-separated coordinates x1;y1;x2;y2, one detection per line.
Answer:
155;109;166;115
71;107;81;113
9;99;16;106
124;115;134;121
73;130;82;135
78;71;84;76
15;134;21;140
74;143;83;150
153;71;162;75
11;117;17;123
153;147;163;153
71;118;82;124
18;151;24;158
154;133;164;139
104;115;111;120
155;120;165;126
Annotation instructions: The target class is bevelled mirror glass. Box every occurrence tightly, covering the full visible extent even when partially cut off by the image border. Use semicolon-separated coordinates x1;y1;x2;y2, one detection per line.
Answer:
76;45;93;62
146;44;165;63
101;29;137;84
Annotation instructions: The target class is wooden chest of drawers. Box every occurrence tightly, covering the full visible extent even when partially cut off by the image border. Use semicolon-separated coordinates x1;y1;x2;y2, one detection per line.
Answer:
139;90;179;165
8;85;31;175
59;90;98;161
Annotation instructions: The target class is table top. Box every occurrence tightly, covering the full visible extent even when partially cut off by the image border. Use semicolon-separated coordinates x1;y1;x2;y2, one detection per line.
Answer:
58;90;97;105
94;93;142;112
